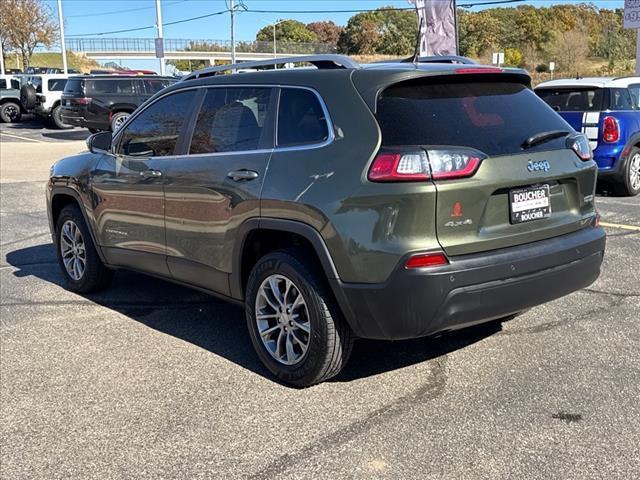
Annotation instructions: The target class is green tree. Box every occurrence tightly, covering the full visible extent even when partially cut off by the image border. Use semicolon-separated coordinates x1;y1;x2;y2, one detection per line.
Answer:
256;20;317;44
338;7;417;55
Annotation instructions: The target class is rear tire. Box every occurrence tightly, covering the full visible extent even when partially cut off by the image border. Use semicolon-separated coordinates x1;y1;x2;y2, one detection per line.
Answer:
110;111;130;131
615;147;640;197
50;105;72;129
245;250;354;387
55;204;113;293
0;102;22;123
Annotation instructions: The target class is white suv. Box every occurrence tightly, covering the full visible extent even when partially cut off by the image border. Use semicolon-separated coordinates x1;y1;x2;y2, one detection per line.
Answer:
20;74;72;128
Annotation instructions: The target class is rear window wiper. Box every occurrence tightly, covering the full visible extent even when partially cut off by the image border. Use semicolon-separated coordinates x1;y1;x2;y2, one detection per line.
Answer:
522;130;571;150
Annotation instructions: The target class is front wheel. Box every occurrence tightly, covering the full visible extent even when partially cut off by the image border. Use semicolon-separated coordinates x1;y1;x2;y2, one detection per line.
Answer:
617;147;640;197
0;102;22;123
245;250;354;387
55;204;113;293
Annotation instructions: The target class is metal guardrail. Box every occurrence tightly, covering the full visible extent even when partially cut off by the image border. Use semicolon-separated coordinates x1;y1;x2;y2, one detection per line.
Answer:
66;38;337;55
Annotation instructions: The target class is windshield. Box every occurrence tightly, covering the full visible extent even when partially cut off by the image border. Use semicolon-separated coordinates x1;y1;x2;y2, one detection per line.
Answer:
536;87;605;112
376;78;572;156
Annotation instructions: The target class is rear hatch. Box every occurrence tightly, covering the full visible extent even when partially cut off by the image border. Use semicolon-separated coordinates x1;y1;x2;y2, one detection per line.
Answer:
61;77;86;112
536;86;605;151
375;75;598;256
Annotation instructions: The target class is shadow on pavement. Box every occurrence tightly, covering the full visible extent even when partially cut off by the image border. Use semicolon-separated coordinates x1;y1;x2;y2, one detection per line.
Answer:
42;130;91;141
6;243;503;386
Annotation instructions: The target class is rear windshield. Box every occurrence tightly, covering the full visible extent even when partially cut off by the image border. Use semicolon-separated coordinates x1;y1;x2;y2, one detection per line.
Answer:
85;79;135;95
376;78;570;157
536;87;604;112
64;78;84;95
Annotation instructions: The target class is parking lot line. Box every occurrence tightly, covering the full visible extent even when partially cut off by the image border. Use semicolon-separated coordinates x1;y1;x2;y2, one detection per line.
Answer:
0;132;47;143
600;221;640;232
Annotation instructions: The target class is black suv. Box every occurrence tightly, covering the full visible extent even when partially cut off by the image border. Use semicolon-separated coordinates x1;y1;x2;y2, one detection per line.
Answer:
60;75;176;132
47;55;605;387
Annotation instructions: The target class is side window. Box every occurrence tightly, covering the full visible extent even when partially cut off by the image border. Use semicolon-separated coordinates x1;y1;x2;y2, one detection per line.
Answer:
118;90;196;157
277;88;329;147
142;79;175;94
48;79;67;91
0;80;6;89
629;85;640;110
11;79;20;89
189;87;272;154
610;88;634;111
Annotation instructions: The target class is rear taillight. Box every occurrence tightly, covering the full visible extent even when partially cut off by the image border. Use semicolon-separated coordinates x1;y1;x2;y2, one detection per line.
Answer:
368;148;486;182
567;133;592;161
602;116;619;143
70;97;92;105
405;252;449;269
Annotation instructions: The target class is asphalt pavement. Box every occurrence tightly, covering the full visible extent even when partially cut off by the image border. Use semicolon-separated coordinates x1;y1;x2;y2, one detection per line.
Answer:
1;123;639;479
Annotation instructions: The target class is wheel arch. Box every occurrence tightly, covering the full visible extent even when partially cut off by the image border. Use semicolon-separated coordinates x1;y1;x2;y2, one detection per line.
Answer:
231;218;341;300
49;186;107;264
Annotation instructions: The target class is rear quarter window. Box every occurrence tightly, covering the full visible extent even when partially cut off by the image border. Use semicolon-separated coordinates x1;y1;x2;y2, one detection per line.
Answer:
377;78;571;157
277;88;329;147
609;88;635;111
0;80;6;89
86;79;135;95
48;79;67;91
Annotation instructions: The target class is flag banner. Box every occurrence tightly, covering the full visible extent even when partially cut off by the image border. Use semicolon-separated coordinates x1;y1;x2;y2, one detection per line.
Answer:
409;0;458;56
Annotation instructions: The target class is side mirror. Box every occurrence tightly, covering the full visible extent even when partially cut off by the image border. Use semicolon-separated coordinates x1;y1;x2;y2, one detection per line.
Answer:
87;131;112;154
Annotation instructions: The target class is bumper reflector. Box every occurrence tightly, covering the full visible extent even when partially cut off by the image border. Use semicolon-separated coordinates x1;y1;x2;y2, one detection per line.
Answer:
405;252;449;269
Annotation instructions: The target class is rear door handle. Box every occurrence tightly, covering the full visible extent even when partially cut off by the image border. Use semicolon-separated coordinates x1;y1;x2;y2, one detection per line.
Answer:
227;169;259;181
140;169;163;178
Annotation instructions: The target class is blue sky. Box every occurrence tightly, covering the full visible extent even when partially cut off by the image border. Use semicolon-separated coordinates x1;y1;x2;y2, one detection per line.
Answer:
39;0;625;70
48;0;625;41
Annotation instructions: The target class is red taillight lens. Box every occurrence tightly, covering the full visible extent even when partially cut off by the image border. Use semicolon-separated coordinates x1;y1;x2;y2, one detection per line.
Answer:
71;97;92;105
405;252;449;269
368;151;430;182
368;148;486;182
602;116;619;143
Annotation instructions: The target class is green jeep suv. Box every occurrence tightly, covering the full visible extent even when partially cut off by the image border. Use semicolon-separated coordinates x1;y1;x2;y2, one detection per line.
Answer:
46;55;606;386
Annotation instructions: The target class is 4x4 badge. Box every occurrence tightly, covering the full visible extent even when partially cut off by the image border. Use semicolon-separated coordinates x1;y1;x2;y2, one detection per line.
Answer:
527;160;551;172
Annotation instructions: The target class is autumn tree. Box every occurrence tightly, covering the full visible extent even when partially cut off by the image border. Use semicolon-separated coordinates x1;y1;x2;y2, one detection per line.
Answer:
256;20;317;44
0;0;57;71
550;28;590;75
338;7;417;55
306;21;343;45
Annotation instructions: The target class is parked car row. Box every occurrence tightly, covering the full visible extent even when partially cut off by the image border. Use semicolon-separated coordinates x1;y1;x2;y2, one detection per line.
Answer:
47;55;609;386
0;72;176;131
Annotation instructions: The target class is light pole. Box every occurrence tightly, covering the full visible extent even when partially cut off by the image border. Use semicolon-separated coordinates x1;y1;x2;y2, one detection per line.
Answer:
271;19;284;69
155;0;165;75
57;0;68;74
230;0;236;66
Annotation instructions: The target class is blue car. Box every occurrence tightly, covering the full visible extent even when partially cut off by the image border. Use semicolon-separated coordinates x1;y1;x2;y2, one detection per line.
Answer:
536;77;640;196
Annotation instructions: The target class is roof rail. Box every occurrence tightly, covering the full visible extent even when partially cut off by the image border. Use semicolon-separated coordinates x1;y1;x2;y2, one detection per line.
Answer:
183;54;360;81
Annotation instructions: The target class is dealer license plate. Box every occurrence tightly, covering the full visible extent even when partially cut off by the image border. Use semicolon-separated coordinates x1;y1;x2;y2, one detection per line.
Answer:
509;185;551;224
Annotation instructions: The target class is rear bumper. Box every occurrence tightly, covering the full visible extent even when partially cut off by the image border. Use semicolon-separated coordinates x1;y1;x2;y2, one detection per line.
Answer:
333;225;606;340
60;108;108;130
594;144;626;179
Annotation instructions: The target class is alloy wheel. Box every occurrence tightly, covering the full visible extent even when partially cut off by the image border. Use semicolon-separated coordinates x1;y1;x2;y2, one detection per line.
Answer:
630;153;640;192
255;274;311;366
113;114;129;130
60;220;87;281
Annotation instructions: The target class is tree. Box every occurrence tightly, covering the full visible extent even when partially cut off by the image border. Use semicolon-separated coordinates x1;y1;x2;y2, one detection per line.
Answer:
550;28;589;74
338;7;417;55
306;21;343;45
256;20;317;44
0;0;57;71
